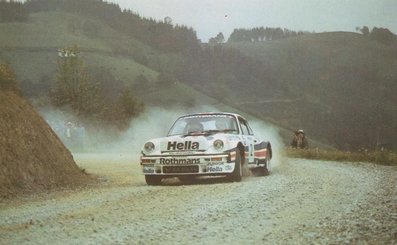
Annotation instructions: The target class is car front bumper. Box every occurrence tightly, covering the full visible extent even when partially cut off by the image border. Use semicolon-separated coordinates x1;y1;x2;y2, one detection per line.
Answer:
140;153;236;176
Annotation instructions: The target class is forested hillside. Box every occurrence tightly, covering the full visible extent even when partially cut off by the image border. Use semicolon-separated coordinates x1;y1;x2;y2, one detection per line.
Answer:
1;0;396;150
225;32;397;150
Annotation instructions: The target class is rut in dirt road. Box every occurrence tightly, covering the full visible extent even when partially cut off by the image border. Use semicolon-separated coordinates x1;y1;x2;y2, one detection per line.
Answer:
0;156;396;244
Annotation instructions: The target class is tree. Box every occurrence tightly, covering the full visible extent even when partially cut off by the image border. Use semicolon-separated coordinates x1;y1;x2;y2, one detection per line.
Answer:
164;16;172;25
216;32;225;43
369;27;396;45
89;66;123;102
50;46;101;116
0;1;28;22
360;26;370;36
111;87;144;129
209;32;225;44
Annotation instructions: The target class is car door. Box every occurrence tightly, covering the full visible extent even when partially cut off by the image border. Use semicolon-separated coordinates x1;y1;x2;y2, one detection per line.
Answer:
238;117;255;164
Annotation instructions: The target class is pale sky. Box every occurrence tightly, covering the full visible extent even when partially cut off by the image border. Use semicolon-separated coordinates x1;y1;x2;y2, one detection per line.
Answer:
109;0;397;42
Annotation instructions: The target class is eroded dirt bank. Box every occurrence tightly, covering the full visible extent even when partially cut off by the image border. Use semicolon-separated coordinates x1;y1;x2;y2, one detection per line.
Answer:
0;154;396;244
0;91;92;198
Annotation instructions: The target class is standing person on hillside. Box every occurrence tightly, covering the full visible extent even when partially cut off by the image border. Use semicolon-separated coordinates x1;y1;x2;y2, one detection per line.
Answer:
64;121;75;150
291;129;308;149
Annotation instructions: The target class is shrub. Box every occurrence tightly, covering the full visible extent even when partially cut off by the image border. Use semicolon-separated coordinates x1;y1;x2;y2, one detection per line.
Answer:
286;148;397;166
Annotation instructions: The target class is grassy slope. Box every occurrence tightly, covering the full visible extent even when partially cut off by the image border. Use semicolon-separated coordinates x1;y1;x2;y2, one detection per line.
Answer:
0;11;157;90
0;12;193;107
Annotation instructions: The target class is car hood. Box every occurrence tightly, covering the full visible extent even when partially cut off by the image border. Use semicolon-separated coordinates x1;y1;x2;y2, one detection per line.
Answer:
143;133;239;155
160;135;214;152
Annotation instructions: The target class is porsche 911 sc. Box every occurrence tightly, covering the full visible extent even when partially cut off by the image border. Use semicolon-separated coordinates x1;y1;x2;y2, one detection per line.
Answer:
140;112;272;185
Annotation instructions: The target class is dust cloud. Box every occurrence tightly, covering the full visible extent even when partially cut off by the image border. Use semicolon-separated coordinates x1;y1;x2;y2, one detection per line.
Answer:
39;106;285;166
249;120;285;171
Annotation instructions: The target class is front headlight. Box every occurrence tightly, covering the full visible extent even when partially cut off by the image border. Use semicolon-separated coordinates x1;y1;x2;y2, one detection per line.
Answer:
144;142;155;153
213;139;224;150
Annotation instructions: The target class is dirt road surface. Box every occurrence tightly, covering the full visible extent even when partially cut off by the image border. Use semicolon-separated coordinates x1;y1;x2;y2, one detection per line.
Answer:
1;154;396;244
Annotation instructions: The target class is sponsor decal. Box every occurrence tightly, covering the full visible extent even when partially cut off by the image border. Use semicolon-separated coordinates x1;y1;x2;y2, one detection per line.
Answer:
207;160;224;165
160;158;200;165
254;149;267;159
167;141;199;150
208;166;224;172
143;166;154;173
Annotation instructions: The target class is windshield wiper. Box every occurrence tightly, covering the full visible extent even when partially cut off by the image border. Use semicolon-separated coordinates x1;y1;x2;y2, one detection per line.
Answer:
182;131;206;137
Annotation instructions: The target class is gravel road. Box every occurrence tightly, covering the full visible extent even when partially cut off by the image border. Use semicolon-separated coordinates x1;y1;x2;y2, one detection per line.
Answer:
1;154;396;244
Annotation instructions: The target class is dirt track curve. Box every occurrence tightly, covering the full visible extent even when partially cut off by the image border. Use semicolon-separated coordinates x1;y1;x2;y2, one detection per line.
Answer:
1;154;396;244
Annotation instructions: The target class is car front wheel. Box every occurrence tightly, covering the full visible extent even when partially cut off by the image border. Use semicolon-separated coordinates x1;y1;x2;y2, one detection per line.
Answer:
145;175;162;185
229;148;242;182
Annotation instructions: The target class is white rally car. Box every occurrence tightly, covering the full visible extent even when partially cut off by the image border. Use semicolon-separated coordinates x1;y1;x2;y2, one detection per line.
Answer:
140;112;272;185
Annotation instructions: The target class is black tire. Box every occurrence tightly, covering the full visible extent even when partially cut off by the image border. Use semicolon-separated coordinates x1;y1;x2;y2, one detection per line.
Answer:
265;146;272;175
252;158;270;177
145;175;162;185
260;146;272;176
229;148;242;182
252;163;267;177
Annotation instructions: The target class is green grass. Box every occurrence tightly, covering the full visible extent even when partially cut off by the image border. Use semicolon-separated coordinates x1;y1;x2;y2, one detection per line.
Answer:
286;148;397;166
85;53;158;85
0;50;158;88
143;81;222;107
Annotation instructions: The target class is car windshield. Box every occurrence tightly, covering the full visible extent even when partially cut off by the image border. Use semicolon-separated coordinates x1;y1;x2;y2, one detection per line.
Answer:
168;114;239;136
